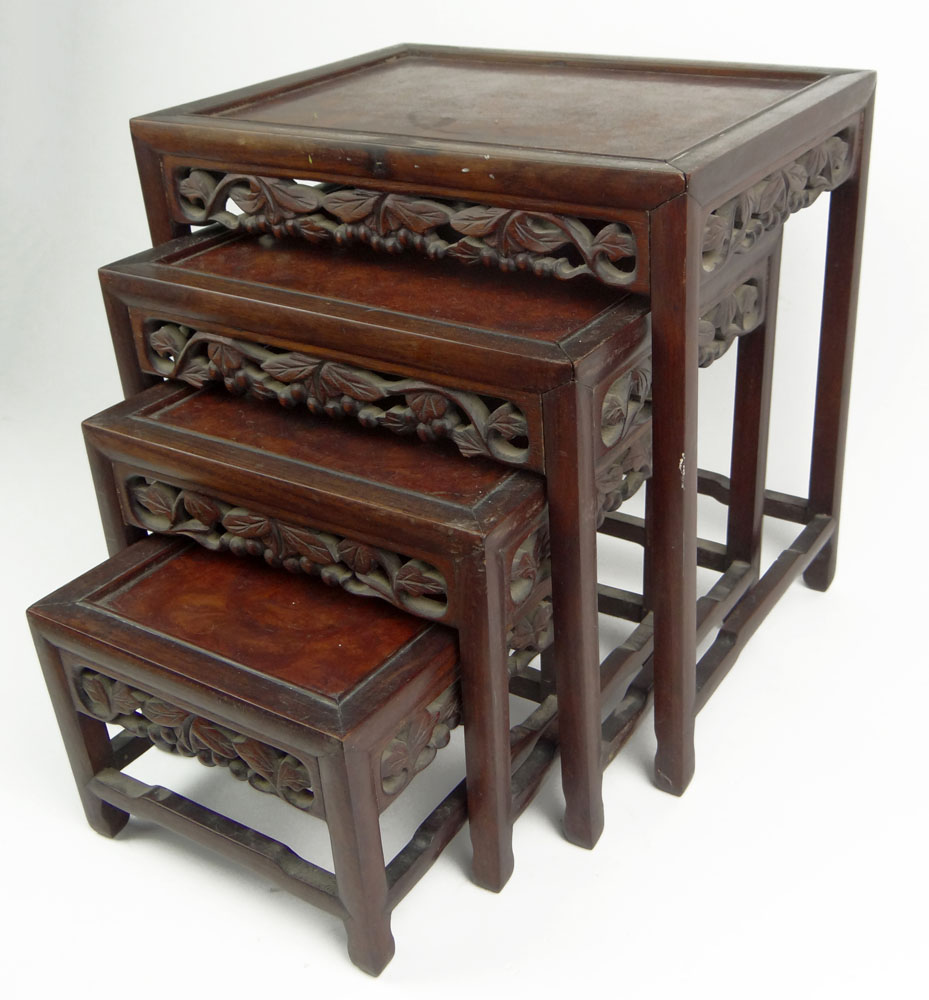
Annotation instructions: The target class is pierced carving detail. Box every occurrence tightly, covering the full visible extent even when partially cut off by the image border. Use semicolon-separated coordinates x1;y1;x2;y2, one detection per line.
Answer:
596;429;652;526
509;519;551;607
76;669;316;810
126;478;449;620
176;170;638;287
381;684;462;796
508;598;554;658
147;323;530;466
600;360;652;447
703;132;852;272
699;278;766;367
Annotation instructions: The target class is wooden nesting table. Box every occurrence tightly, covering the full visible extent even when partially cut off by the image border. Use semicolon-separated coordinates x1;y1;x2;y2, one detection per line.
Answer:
128;45;874;850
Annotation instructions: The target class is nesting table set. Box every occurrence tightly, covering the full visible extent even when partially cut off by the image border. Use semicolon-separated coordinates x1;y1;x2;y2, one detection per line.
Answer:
28;47;873;975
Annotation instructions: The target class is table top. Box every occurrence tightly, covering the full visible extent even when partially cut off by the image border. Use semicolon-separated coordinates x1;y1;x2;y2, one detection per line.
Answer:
102;227;650;392
132;45;874;212
31;535;457;735
211;55;807;163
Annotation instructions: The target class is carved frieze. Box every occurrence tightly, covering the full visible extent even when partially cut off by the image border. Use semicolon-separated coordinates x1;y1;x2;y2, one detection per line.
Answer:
600;360;652;448
509;519;551;607
176;170;638;287
126;478;449;620
698;277;766;367
147;323;530;466
508;598;554;659
702;132;852;273
595;429;652;526
380;684;462;797
76;668;316;811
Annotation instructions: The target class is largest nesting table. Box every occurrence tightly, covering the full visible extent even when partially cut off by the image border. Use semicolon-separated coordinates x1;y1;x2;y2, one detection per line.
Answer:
129;46;875;849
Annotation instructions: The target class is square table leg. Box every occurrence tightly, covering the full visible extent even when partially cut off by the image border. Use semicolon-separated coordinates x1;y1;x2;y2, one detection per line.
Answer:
648;193;700;796
726;241;782;576
805;96;874;592
543;379;604;849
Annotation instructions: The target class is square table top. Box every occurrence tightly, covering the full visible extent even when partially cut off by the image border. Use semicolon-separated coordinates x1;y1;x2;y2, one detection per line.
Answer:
131;45;874;212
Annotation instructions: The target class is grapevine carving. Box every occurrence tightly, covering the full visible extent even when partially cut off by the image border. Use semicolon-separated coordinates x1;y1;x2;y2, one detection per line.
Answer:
600;360;652;448
76;669;316;810
699;277;766;367
596;429;652;526
146;323;530;466
703;132;852;272
508;598;554;664
126;478;449;620
509;520;551;607
176;169;638;287
380;684;462;796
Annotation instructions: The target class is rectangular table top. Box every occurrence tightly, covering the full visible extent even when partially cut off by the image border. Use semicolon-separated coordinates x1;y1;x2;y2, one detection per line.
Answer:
131;45;874;212
29;536;457;736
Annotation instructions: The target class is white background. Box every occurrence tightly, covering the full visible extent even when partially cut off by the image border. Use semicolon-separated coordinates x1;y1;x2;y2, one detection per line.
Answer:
1;2;926;996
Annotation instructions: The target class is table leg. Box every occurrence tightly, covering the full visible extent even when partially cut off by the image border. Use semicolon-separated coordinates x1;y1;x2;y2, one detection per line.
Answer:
726;241;782;575
649;194;699;795
458;556;515;890
28;629;130;838
543;379;604;849
804;97;874;592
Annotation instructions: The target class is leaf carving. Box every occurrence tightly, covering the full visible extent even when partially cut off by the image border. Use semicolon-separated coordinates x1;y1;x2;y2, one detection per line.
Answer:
485;405;528;440
207;342;244;375
235;739;277;782
394;562;447;598
451;424;491;458
510;601;554;651
322;188;381;222
149;324;187;359
229;180;267;215
590;224;636;260
190;718;237;759
601;397;627;430
222;510;271;539
80;672;112;718
264;178;321;214
140;699;190;727
260;352;319;383
757;174;787;216
110;681;142;716
380;195;449;233
450;204;510;237
703;212;731;255
178;170;216;207
181;492;224;526
505;214;570;254
277;523;338;564
315;362;383;402
131;482;178;520
337;539;379;575
276;757;312;793
176;356;212;388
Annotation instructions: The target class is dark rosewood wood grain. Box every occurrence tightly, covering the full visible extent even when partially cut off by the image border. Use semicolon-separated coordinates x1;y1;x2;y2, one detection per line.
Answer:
115;48;875;849
28;535;467;975
804;95;874;591
83;381;553;892
100;225;649;399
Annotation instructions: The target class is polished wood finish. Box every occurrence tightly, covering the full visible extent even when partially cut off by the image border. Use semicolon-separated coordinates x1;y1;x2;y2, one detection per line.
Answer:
28;535;464;975
100;227;653;849
83;382;555;893
124;51;874;842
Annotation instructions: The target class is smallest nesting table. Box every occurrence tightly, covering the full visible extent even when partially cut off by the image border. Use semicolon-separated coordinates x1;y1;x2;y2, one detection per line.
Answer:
29;534;469;975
